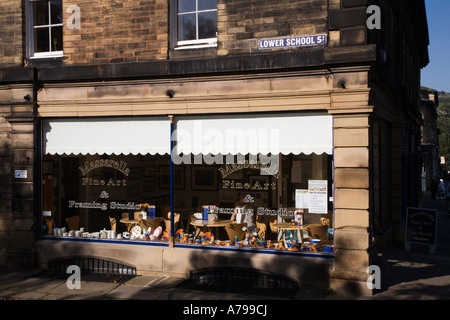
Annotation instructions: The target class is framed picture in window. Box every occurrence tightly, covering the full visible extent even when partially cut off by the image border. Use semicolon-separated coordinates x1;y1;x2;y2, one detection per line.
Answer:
158;166;185;189
191;166;218;191
43;161;54;174
143;166;156;178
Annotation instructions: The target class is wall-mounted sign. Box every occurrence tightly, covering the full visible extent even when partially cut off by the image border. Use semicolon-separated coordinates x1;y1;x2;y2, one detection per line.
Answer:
15;170;28;179
405;207;437;254
258;34;327;50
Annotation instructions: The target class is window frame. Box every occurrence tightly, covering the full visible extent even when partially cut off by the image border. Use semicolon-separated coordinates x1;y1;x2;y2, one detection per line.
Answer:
170;0;218;50
25;0;64;59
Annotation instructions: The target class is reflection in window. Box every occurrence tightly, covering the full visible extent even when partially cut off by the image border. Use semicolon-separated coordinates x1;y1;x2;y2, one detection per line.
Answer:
177;0;217;45
172;154;334;253
41;154;172;241
30;0;63;55
41;153;334;254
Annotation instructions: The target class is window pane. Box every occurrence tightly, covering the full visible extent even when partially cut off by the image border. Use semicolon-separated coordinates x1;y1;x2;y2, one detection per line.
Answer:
198;11;217;39
178;13;196;41
35;27;50;52
33;1;49;26
178;0;196;13
41;153;171;243
198;0;216;11
168;153;333;252
50;0;63;24
51;26;63;51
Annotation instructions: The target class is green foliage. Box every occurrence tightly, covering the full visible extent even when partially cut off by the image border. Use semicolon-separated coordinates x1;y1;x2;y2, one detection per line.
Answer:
437;93;450;165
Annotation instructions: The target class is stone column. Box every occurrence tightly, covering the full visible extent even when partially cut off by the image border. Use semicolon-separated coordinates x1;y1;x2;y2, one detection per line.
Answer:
330;112;375;295
0;104;12;267
6;88;36;268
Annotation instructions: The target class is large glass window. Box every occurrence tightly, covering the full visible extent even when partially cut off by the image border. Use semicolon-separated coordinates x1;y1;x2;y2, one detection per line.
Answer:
171;153;334;253
41;153;334;254
27;0;63;58
41;154;172;241
40;115;334;255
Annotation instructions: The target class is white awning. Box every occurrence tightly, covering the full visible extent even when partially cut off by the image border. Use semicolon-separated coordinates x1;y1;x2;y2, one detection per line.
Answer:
43;117;171;155
174;113;333;155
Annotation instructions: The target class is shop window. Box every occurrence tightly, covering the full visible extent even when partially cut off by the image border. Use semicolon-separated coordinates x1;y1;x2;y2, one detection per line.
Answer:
171;0;217;49
40;115;334;255
170;154;334;253
26;0;63;59
41;152;334;254
42;154;173;242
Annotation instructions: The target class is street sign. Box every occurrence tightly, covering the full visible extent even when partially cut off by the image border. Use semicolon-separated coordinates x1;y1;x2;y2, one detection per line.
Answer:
258;34;327;50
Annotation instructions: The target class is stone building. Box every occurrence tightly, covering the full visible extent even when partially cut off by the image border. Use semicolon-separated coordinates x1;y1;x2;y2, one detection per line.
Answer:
419;86;439;195
0;0;429;295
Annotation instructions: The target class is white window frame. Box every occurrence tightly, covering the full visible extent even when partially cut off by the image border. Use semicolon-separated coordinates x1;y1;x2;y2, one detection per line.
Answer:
26;0;63;59
171;0;217;50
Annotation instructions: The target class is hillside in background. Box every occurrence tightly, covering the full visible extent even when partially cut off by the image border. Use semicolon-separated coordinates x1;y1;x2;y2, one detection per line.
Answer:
439;92;450;110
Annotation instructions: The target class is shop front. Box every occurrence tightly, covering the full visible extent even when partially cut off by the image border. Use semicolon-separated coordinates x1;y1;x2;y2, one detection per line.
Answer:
36;110;335;288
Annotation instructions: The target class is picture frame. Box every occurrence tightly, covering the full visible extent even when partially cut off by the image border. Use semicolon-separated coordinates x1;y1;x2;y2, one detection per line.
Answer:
128;167;142;180
140;154;156;162
43;161;54;175
191;166;218;191
143;166;155;178
158;166;185;189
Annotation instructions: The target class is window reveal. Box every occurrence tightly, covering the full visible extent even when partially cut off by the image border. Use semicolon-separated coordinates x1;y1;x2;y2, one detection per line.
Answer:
29;0;63;56
175;0;217;47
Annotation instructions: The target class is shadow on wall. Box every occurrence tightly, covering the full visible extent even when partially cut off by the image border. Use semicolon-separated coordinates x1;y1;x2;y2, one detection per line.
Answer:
182;248;333;292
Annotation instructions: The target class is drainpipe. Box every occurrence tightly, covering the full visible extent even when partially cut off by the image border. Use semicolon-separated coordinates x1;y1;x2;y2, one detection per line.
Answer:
169;115;175;247
33;67;42;239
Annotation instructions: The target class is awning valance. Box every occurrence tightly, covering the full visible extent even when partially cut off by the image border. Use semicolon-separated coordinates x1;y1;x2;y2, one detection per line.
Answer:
43;117;171;155
43;113;333;156
174;113;333;155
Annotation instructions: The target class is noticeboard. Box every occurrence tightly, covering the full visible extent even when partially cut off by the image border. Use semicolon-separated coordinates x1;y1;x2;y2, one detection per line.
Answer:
405;207;437;254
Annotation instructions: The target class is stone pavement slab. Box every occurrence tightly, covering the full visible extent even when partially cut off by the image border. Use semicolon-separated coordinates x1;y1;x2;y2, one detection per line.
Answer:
0;277;64;300
156;288;226;300
44;280;121;300
105;285;168;300
122;275;161;287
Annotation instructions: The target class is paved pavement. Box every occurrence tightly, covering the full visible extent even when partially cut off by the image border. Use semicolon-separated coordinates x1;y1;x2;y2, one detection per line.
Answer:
1;194;449;302
329;194;450;300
